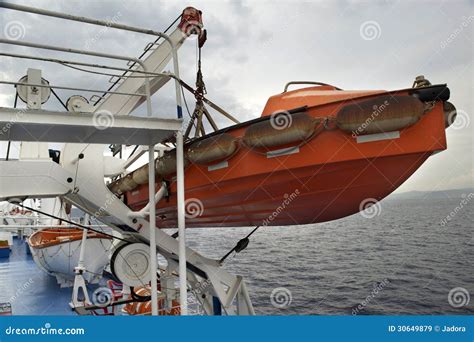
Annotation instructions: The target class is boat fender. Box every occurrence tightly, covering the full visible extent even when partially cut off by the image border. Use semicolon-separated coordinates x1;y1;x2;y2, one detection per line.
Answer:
108;181;122;196
132;164;150;185
443;101;457;128
187;133;239;165
117;174;138;192
242;112;317;149
336;95;425;135
156;151;189;179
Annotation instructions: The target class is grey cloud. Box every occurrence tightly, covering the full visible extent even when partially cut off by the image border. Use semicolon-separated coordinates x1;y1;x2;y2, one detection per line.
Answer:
0;0;472;192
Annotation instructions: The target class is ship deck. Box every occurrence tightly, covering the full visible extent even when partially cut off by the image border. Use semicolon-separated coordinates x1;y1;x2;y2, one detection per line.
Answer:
0;236;75;315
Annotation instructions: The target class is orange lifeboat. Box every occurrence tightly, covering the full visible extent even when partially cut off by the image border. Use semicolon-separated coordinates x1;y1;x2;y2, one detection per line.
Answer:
110;82;453;228
28;228;110;248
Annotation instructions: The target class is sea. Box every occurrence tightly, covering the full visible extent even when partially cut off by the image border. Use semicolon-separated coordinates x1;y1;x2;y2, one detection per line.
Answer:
185;190;474;315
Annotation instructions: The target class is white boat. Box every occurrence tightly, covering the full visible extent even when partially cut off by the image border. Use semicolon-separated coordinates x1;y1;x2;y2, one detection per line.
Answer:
0;200;36;227
28;228;113;287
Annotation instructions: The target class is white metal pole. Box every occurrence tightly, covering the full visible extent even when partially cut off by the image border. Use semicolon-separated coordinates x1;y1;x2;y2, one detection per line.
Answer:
141;57;159;316
77;214;89;269
148;147;158;315
176;131;188;315
77;229;88;269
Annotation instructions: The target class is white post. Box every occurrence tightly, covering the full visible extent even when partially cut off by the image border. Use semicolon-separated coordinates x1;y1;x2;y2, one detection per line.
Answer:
77;214;89;269
140;57;158;316
148;146;158;315
176;131;188;315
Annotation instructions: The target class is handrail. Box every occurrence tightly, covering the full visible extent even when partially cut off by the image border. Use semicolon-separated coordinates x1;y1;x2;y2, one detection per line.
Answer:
0;81;146;97
0;51;179;100
0;37;153;119
0;1;183;119
0;52;174;78
283;81;342;92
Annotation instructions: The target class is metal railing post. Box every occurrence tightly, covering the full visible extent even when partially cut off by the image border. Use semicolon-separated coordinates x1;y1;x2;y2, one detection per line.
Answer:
175;130;187;315
148;146;158;315
139;59;159;316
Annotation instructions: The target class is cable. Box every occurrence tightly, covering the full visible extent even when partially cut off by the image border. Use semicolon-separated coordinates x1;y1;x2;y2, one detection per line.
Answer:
5;93;19;161
219;225;261;263
127;145;140;160
93;14;182;106
15;203;132;243
59;62;154;79
181;84;198;135
50;88;68;110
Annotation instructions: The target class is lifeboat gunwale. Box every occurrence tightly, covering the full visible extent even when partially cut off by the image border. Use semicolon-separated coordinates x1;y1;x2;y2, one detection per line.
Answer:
28;228;111;249
185;84;449;145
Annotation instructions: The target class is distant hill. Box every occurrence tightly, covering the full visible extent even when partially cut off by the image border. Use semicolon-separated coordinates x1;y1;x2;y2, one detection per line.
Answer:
390;188;474;200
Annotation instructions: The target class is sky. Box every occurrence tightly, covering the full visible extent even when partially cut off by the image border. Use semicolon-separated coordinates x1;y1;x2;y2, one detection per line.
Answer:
0;0;472;193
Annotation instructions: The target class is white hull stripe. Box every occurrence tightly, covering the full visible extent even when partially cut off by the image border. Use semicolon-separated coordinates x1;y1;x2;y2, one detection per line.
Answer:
208;160;229;171
356;131;400;144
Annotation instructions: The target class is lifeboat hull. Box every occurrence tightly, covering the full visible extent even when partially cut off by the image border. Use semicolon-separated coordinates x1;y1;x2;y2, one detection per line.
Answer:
124;85;449;228
28;228;112;287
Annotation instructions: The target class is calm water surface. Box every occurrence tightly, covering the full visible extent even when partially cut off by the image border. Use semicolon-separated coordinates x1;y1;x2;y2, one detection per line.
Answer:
185;195;473;315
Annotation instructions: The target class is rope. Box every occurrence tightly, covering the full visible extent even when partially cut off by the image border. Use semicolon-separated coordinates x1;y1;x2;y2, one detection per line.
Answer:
184;40;209;139
181;84;198;131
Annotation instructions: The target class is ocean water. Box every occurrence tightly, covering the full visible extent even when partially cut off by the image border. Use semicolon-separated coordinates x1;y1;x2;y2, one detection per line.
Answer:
185;194;474;315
